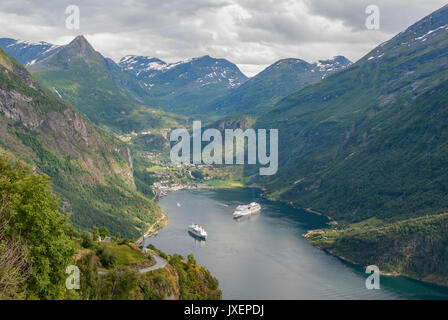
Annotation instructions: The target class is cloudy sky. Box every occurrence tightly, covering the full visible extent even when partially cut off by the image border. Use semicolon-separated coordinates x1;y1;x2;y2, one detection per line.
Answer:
0;0;446;76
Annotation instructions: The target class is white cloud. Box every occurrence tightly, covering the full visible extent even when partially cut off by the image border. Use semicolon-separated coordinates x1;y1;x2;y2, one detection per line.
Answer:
0;0;446;76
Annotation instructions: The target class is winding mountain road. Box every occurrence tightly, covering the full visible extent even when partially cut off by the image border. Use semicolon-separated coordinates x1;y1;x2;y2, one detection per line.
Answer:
138;253;167;274
98;252;168;276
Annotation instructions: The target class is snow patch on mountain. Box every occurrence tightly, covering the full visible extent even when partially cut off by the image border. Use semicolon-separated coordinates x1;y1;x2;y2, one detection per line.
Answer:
311;56;352;78
0;38;62;66
119;54;247;90
119;55;167;72
414;24;448;41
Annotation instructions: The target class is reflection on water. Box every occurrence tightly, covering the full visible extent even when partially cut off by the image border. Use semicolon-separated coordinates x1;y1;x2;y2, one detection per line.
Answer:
145;188;448;300
233;212;260;223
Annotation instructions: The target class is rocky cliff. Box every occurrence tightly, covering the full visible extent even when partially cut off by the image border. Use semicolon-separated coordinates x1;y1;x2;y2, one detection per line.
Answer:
0;47;161;238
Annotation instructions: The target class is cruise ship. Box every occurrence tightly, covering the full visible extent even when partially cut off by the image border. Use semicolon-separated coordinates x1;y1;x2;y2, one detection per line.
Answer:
188;224;207;240
233;202;261;218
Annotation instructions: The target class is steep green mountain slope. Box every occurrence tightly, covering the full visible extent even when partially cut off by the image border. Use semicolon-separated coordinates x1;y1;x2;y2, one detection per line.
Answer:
119;55;248;116
0;37;246;122
28;36;185;132
306;213;448;286
0;47;162;239
0;150;75;299
0;152;221;300
74;240;222;300
254;4;448;224
205;56;351;115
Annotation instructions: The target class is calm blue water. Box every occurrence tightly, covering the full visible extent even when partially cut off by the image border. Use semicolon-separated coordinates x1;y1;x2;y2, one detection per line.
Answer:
144;188;448;299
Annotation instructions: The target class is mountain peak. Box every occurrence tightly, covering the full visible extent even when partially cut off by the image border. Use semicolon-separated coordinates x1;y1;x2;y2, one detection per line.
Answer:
26;35;106;71
119;55;167;72
43;35;104;67
0;38;62;67
66;35;96;56
73;35;87;42
317;55;351;65
273;58;310;67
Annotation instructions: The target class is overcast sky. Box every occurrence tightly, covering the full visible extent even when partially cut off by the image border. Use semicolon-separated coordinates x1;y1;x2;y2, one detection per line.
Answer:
0;0;446;76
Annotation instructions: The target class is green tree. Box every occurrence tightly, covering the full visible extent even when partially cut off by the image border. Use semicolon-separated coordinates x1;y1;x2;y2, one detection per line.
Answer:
187;254;196;266
92;226;99;240
81;231;95;249
97;267;140;300
98;226;110;239
0;200;30;299
0;153;75;299
76;252;100;299
96;245;117;268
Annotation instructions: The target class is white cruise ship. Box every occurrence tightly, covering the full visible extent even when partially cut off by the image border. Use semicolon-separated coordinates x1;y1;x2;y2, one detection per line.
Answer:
233;202;261;218
188;224;207;240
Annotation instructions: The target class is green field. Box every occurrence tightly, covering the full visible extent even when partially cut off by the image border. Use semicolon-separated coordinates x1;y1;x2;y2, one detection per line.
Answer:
100;242;153;267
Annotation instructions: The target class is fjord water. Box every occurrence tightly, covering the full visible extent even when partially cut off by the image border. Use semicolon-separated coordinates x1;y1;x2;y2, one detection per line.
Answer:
145;189;448;299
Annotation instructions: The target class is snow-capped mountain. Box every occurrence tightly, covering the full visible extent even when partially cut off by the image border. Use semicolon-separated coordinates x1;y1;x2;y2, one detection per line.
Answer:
0;38;61;67
204;56;352;115
313;56;353;79
119;55;167;75
119;54;248;90
118;54;249;114
0;36;249;115
0;35;349;117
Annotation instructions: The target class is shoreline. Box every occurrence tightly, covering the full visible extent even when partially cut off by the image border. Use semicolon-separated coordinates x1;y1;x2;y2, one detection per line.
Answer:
139;184;225;244
256;189;448;289
244;187;448;290
318;247;448;289
144;186;448;291
137;212;169;245
257;186;335;223
141;185;251;245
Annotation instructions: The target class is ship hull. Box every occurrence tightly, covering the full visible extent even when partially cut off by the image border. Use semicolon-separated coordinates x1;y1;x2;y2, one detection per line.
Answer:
188;230;207;240
233;206;261;218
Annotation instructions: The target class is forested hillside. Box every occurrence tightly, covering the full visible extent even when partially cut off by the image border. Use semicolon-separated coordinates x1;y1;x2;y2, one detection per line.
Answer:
206;56;351;115
306;213;448;286
0;47;162;238
28;36;186;132
254;5;448;223
249;5;448;285
0;151;221;300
